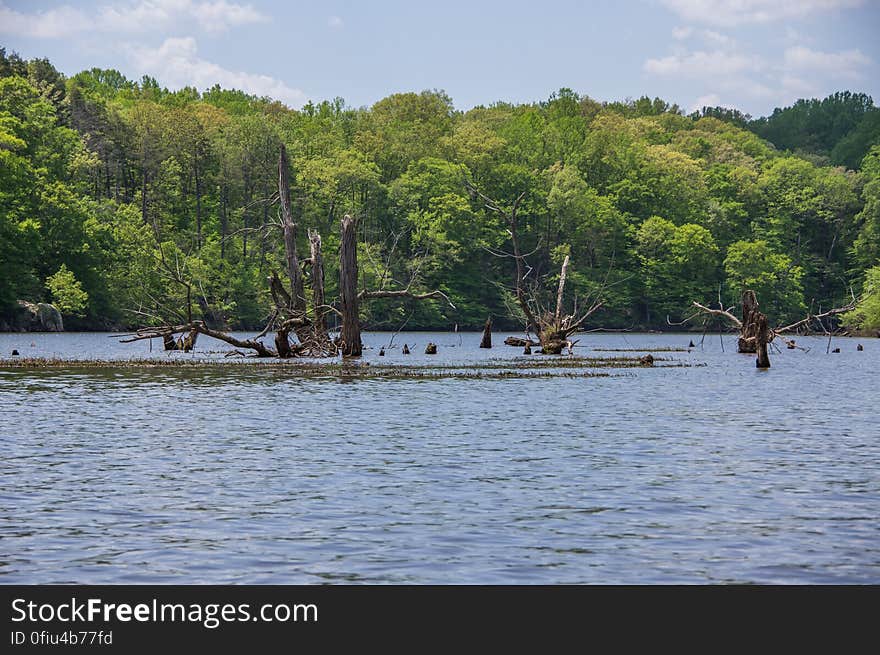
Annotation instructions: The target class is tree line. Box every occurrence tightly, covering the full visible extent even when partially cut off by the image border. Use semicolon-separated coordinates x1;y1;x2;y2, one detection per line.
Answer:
1;47;878;333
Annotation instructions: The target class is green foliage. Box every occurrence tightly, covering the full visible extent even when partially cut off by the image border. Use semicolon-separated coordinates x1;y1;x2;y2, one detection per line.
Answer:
46;264;88;315
636;217;719;321
724;240;805;322
0;50;876;332
842;266;880;331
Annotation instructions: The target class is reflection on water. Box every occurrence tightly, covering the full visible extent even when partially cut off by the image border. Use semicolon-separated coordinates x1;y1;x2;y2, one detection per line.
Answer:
1;332;878;583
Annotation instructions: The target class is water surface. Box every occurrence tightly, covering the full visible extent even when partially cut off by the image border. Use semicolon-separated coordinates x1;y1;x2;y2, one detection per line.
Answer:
1;331;878;583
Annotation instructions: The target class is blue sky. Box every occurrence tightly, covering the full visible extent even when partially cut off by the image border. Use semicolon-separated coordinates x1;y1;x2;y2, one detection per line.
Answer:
1;0;878;116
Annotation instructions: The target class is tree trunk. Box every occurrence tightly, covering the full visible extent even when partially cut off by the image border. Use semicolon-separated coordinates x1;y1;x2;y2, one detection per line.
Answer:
279;145;305;310
278;144;311;344
555;254;570;326
220;183;228;260
538;329;567;355
162;332;176;351
738;289;758;353
755;312;771;368
180;327;199;352
195;162;202;249
480;317;492;348
275;325;293;358
339;214;361;357
309;229;330;346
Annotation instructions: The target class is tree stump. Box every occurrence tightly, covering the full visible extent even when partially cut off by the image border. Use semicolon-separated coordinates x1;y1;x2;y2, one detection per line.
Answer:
179;327;199;352
755;312;771;368
479;317;492;348
739;290;759;354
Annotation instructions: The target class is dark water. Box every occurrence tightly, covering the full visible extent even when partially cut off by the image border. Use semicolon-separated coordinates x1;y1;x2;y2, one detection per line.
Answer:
1;331;878;583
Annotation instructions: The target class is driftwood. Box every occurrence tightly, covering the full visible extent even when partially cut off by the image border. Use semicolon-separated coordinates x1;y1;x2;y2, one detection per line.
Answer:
122;321;281;358
504;336;538;347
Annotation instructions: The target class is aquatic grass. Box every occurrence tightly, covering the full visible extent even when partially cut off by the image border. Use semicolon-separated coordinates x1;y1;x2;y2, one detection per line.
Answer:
0;354;701;379
592;347;690;352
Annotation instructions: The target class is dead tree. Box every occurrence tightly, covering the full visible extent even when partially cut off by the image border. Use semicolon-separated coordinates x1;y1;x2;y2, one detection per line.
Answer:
308;229;330;349
339;213;456;357
738;290;759;354
685;288;857;367
277;144;315;348
122;148;453;359
339;214;361;357
464;180;602;354
480;317;492;348
755;312;771;368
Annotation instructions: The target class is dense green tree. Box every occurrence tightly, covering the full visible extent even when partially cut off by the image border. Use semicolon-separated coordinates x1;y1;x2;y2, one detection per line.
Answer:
1;52;877;332
842;265;880;332
724;240;805;323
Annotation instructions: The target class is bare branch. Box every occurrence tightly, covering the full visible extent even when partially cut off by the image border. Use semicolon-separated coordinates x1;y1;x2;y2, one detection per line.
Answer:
359;288;457;309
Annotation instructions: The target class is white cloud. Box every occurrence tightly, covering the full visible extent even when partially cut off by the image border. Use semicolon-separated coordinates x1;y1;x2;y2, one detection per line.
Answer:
328;15;344;29
702;30;733;47
644;50;764;76
672;27;735;46
0;3;92;38
659;0;864;27
780;75;817;95
672;26;693;40
783;45;871;78
689;93;722;112
127;37;308;107
0;0;267;37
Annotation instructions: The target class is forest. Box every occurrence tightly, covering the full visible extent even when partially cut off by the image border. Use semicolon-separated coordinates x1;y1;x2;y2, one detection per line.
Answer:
1;47;879;335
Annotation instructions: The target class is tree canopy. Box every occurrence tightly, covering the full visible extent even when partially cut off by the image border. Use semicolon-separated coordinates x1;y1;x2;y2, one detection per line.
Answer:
1;48;878;332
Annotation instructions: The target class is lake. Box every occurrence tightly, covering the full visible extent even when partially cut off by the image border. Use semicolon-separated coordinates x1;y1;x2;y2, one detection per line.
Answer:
1;331;878;583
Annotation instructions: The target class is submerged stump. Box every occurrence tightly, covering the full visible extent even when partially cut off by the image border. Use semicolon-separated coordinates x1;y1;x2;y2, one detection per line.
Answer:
755;312;771;368
480;317;492;349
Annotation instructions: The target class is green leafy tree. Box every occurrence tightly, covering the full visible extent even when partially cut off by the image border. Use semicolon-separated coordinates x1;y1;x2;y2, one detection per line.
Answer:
842;265;880;332
46;264;88;315
636;217;719;322
724;240;805;323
